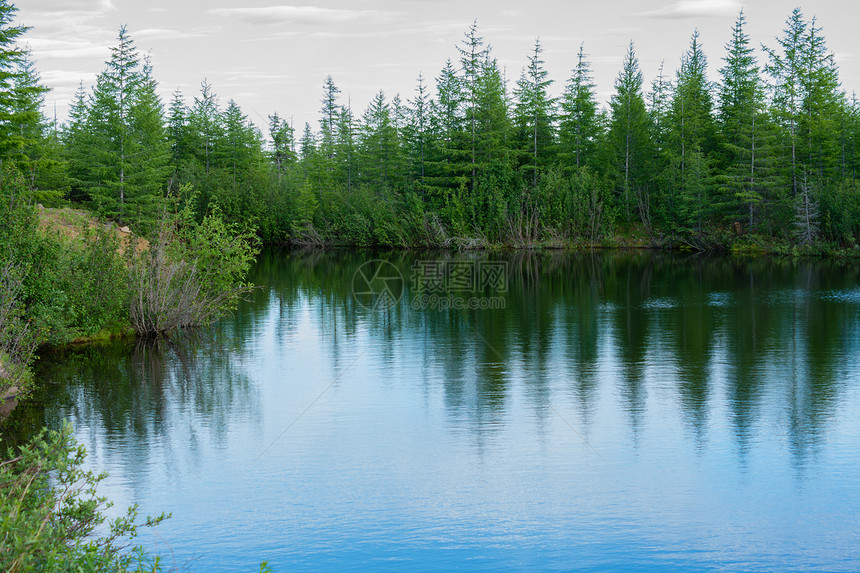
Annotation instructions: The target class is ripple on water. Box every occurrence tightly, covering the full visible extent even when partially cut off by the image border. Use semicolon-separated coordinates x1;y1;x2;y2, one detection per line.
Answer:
816;289;860;304
641;297;677;310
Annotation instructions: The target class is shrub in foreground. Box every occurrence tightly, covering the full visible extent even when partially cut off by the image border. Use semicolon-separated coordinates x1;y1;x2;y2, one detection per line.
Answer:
0;422;168;572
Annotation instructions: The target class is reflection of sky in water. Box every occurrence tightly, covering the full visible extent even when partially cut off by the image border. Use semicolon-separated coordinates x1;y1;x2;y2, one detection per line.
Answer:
707;291;734;307
641;297;677;310
760;288;813;305
817;289;860;304
8;250;860;572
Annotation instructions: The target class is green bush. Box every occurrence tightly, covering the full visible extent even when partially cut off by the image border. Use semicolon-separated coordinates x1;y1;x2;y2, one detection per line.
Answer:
1;167;131;346
0;421;169;572
130;197;260;335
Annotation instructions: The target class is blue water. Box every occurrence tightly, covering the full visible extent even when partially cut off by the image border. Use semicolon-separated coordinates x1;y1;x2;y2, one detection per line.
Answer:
11;250;860;571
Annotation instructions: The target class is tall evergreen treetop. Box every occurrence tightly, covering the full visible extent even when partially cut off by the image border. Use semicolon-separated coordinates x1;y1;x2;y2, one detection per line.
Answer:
607;41;650;223
559;43;600;170
513;38;556;187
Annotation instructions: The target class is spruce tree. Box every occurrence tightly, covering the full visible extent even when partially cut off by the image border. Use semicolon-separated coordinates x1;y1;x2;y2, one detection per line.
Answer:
268;112;296;182
404;73;431;197
335;103;356;193
513;38;556;189
0;0;31;163
668;30;717;234
717;11;779;232
764;8;806;199
8;50;54;193
189;79;220;173
607;41;651;225
559;44;600;172
457;20;490;193
319;75;341;162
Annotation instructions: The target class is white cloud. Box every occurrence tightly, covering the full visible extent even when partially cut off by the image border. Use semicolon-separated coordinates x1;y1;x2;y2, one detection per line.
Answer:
26;0;114;10
642;0;740;18
22;38;110;60
134;28;204;41
209;6;383;26
41;69;97;87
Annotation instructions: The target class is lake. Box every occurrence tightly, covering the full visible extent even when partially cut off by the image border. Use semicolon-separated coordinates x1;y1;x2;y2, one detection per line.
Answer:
4;249;860;571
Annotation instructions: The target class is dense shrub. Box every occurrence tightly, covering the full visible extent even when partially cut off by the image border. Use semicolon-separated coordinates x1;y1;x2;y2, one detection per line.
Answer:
130;200;259;335
0;422;169;572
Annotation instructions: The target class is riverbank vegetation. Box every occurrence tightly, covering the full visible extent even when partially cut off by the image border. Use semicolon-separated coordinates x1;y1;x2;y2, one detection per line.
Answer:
5;4;857;252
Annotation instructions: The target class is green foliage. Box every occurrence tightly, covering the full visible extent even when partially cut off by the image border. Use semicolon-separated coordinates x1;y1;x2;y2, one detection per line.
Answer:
66;26;170;230
0;3;857;252
607;41;652;226
130;191;260;335
0;421;169;572
22;225;128;345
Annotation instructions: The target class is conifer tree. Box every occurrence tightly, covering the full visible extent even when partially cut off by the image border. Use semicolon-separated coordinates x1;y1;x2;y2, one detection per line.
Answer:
668;30;717;233
335;103;356;193
319;75;341;161
457;20;490;192
764;8;806;198
717;11;779;231
429;59;468;203
513;38;556;189
189;79;220;173
607;41;651;225
559;44;600;172
359;90;402;193
126;55;170;223
0;0;31;163
404;73;431;197
8;50;55;193
268;112;296;182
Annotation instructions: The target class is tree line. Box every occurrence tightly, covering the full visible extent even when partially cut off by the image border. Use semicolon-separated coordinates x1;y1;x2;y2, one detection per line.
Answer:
4;4;860;250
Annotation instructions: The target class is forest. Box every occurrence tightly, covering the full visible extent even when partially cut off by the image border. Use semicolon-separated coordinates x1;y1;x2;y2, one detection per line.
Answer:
3;4;860;252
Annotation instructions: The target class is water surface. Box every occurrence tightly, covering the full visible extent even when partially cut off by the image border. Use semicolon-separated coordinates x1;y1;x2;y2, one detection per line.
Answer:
5;250;860;571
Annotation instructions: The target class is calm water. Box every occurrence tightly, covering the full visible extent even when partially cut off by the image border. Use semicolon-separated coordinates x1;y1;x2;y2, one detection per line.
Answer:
4;249;860;571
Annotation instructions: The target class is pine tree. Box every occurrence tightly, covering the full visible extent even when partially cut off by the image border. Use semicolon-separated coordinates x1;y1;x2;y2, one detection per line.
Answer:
8;50;54;193
428;59;468;206
764;8;806;199
70;28;170;226
126;55;170;223
358;90;402;193
717;10;778;231
63;82;92;203
607;41;651;225
0;0;30;163
319;75;341;160
167;89;190;177
473;56;515;234
268;112;296;182
457;20;490;192
648;61;672;155
335;102;356;193
668;30;717;233
188;79;220;173
218;99;262;185
404;73;431;197
559;44;600;172
798;16;841;182
513;38;556;189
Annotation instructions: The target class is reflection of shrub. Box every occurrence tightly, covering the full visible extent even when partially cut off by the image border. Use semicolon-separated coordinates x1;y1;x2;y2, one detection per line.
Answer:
0;422;169;572
130;202;259;335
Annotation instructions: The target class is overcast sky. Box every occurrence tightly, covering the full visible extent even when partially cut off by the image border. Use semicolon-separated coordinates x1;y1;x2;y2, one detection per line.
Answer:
17;0;860;135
